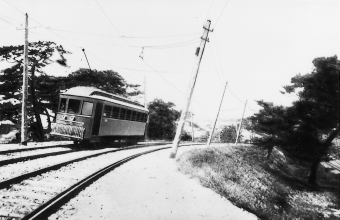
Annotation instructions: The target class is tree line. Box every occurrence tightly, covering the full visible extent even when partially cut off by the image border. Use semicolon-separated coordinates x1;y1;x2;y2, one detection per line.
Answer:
1;41;339;185
249;56;339;185
0;41;141;141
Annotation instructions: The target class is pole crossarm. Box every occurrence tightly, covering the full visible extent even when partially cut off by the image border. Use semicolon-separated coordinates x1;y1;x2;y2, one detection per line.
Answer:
203;26;214;32
200;37;210;42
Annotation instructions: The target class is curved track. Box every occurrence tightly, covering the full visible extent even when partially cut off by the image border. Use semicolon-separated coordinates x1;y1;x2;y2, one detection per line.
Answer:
22;146;170;220
0;145;74;155
0;143;158;189
0;149;74;167
0;143;199;219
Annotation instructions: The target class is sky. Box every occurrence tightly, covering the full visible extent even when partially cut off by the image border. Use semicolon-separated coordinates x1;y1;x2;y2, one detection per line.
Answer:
0;0;339;128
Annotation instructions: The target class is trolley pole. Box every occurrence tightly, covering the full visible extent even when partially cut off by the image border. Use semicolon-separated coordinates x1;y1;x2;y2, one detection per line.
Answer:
207;81;228;146
169;20;212;158
82;48;91;70
21;13;29;146
235;100;247;145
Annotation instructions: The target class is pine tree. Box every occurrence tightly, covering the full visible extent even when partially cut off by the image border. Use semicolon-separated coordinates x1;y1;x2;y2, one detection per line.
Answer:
251;56;339;185
0;41;70;141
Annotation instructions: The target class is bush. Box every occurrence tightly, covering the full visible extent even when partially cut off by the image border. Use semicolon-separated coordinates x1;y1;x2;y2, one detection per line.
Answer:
177;145;340;219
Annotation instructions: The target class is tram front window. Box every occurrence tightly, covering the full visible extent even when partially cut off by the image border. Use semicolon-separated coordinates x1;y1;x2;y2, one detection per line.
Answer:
59;98;67;112
67;99;81;114
81;101;94;116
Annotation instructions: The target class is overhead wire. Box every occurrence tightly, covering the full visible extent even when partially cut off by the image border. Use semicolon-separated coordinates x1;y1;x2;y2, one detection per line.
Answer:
28;29;203;74
226;85;246;103
213;0;232;30
211;32;228;82
142;60;184;94
3;0;244;115
205;0;216;21
145;38;200;49
207;42;226;87
28;34;199;49
0;15;19;28
94;0;132;48
46;27;201;39
142;59;216;112
220;107;243;112
2;0;147;83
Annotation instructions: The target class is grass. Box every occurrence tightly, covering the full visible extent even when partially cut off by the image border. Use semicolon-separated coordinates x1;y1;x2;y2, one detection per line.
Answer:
176;144;340;220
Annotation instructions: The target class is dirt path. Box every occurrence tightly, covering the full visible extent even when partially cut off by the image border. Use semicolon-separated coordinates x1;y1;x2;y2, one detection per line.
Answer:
51;144;258;220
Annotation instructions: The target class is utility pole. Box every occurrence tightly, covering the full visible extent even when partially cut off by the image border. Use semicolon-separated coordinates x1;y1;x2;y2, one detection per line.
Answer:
235;100;247;145
144;76;149;141
169;20;212;158
144;76;147;107
191;110;194;142
21;13;28;146
207;81;228;146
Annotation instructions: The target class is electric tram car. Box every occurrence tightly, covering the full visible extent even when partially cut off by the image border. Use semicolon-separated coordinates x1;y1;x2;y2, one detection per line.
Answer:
51;87;148;144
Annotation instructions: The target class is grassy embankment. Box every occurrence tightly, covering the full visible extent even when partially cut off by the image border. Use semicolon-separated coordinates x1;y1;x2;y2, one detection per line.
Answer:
177;144;340;219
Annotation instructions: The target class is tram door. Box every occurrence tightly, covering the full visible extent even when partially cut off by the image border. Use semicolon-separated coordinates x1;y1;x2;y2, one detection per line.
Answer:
92;103;103;135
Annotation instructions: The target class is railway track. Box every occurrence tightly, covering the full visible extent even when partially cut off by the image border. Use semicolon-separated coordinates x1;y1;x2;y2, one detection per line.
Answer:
0;144;74;155
0;144;175;220
0;141;171;168
0;148;74;167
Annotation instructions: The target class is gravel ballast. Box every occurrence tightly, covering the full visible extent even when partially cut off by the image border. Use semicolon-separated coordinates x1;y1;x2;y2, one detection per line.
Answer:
49;145;258;220
0;141;72;152
0;148;118;182
0;147;72;161
0;145;168;218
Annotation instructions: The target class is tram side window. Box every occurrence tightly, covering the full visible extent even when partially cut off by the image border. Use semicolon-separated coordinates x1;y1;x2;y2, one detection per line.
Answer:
120;108;126;120
142;113;147;122
81;102;93;116
112;107;120;119
131;111;136;121
67;99;81;114
103;105;112;118
126;109;132;120
135;112;140;122
59;98;67;112
139;113;144;122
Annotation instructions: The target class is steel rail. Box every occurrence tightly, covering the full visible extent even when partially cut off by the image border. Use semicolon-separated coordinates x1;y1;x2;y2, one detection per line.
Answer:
0;149;74;167
22;146;171;220
0;144;74;155
0;143;171;189
22;143;203;220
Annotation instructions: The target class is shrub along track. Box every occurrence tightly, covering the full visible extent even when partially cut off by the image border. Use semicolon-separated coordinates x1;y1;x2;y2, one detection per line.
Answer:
0;142;195;219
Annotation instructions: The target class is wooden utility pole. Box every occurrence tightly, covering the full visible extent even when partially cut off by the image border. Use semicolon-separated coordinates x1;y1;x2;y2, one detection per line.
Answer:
21;13;28;146
235;100;247;145
144;76;147;107
207;82;228;146
191;110;194;142
169;20;212;158
144;76;149;141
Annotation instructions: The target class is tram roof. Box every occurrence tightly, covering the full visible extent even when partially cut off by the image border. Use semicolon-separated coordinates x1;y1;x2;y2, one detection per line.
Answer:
62;87;148;112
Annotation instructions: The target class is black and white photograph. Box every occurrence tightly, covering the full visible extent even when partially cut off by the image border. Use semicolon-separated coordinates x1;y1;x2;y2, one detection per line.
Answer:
0;0;339;219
